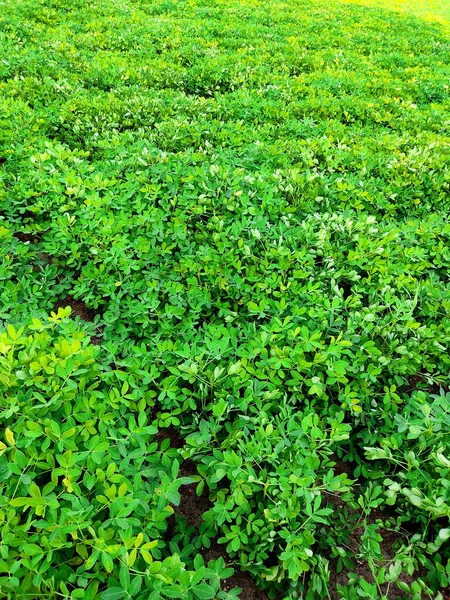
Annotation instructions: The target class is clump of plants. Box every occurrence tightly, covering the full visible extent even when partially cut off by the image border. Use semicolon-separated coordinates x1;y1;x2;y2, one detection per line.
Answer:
0;313;236;599
1;0;450;597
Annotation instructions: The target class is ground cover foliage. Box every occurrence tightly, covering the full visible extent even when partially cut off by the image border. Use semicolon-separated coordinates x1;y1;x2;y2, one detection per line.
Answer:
0;0;450;598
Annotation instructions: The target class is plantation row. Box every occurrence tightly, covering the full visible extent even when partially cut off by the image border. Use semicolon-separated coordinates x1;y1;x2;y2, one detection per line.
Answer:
1;0;450;598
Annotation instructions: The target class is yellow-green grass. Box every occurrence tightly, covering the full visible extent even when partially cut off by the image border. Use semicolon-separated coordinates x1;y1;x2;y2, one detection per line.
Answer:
344;0;450;31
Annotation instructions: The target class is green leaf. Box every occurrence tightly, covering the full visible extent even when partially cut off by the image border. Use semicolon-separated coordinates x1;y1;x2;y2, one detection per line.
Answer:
227;361;242;376
85;550;100;570
160;586;183;598
23;544;43;557
119;565;130;589
193;583;216;599
129;577;142;596
438;528;450;541
102;588;126;600
102;552;114;573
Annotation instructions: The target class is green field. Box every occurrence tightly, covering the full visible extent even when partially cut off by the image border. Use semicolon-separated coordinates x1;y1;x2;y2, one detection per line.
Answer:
1;0;450;598
345;0;450;27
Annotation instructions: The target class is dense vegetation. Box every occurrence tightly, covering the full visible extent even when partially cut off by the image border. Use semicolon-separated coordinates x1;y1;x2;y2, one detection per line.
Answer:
1;0;450;598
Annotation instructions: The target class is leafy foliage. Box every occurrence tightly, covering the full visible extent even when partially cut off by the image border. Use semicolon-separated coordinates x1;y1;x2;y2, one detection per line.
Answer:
0;0;450;597
0;315;234;599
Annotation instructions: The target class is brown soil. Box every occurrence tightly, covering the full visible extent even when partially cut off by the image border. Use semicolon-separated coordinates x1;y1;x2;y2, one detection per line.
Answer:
327;536;413;599
13;231;40;243
173;481;211;527
53;296;103;344
201;540;270;599
325;489;422;599
54;296;96;321
222;570;270;600
332;454;355;479
407;372;449;395
160;429;271;600
155;425;185;449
